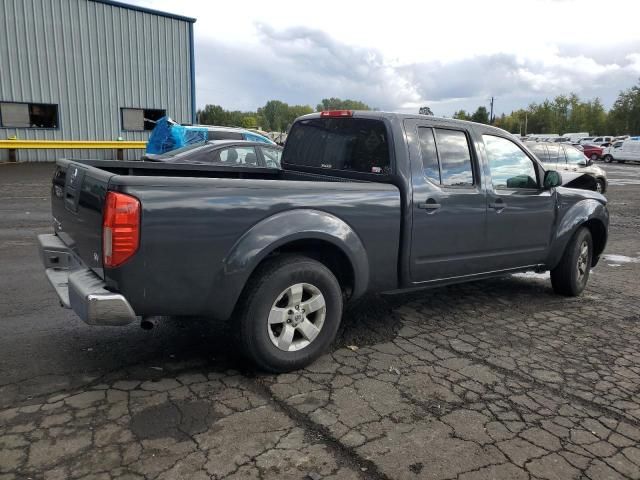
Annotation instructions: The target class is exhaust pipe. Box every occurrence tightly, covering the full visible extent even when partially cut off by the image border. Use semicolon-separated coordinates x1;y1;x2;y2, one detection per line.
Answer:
140;316;158;330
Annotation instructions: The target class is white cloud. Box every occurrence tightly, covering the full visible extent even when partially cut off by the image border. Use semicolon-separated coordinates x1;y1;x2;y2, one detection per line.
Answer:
128;0;640;115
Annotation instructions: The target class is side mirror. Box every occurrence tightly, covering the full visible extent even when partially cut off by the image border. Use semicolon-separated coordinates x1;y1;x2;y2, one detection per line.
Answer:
544;170;562;189
577;159;587;167
586;158;593;166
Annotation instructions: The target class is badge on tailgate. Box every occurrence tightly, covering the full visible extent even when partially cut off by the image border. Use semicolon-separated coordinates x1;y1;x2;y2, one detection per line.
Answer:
64;164;86;213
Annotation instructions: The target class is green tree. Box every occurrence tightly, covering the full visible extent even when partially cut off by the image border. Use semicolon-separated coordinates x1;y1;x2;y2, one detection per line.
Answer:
608;81;640;135
259;100;290;131
471;106;490;124
241;116;257;129
197;105;229;125
316;98;371;111
285;105;314;129
419;106;433;115
452;110;471;121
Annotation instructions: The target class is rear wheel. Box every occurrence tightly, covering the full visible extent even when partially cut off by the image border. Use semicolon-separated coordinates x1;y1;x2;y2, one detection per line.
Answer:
590;153;598;161
236;254;343;372
551;227;592;296
603;155;613;163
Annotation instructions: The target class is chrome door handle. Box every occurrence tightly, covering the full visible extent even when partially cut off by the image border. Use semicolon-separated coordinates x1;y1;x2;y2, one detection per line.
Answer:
418;199;441;211
489;200;506;211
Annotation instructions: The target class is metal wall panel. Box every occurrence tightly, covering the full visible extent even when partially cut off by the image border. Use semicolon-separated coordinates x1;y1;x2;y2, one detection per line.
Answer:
0;0;194;161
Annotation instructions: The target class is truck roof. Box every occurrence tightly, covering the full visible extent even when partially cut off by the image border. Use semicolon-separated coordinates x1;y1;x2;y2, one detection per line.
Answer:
298;111;512;137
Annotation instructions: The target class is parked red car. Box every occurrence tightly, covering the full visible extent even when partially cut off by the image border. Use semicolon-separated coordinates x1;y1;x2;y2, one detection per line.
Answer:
582;144;604;160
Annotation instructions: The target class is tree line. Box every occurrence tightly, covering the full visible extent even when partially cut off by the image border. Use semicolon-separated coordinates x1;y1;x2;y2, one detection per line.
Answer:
453;80;640;136
196;98;371;132
195;80;640;136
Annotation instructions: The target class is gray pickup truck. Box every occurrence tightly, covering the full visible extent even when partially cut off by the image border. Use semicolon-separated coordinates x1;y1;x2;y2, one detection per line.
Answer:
39;111;609;372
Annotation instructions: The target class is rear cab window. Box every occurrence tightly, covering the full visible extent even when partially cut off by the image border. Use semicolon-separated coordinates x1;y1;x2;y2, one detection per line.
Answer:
282;117;391;176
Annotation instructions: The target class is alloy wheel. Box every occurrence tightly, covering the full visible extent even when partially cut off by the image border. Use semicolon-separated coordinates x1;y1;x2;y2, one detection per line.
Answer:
267;283;326;352
576;240;589;284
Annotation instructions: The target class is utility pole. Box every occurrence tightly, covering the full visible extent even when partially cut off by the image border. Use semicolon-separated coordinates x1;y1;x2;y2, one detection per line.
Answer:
489;96;494;124
524;112;528;136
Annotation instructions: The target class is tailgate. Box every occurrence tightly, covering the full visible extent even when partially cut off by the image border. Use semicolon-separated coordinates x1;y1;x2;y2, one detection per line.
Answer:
51;159;114;278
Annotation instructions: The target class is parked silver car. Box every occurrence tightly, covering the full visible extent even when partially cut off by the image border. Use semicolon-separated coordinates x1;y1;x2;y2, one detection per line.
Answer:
526;142;608;193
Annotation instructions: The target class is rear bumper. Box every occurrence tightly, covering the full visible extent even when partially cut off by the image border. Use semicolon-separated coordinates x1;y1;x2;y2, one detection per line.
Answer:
38;234;137;326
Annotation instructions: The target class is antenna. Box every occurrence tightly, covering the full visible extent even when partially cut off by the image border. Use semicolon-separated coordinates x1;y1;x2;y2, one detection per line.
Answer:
489;97;495;124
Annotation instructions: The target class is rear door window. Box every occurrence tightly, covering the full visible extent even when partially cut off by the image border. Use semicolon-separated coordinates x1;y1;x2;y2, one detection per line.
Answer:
282;118;390;175
217;146;258;165
417;127;440;183
417;127;475;186
433;129;474;186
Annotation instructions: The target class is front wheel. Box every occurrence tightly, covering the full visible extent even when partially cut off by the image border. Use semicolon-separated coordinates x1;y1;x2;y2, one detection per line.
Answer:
595;178;606;194
590;153;598;161
551;227;593;296
603;155;613;163
236;254;343;372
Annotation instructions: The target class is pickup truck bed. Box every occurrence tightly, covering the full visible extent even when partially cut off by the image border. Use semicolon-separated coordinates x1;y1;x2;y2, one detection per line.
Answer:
47;158;401;321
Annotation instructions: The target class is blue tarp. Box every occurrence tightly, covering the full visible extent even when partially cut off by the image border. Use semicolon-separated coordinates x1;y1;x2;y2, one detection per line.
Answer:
146;116;208;154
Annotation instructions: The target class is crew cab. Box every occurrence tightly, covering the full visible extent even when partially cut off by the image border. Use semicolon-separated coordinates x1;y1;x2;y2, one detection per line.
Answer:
39;112;609;372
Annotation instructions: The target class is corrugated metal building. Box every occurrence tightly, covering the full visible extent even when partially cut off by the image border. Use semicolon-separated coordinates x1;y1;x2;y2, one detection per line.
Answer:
0;0;196;161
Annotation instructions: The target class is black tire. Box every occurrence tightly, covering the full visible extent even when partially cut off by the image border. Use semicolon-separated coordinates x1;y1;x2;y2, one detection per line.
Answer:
590;153;598;161
236;254;343;372
603;155;613;163
551;227;593;297
595;178;606;194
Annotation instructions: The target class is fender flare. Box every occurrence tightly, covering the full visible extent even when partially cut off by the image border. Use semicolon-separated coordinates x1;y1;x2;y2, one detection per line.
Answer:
547;198;609;269
217;209;370;318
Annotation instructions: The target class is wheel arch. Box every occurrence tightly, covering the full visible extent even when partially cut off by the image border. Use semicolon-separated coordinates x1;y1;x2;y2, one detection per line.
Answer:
547;198;609;269
583;218;607;266
217;209;369;320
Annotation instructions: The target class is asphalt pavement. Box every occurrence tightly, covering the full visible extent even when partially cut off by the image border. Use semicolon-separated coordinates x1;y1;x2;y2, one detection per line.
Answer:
1;161;640;479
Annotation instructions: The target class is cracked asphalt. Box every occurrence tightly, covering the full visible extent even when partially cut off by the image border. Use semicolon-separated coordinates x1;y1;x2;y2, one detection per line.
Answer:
2;161;640;479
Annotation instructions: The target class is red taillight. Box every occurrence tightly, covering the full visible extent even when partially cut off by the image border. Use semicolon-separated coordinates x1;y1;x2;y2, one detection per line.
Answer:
320;110;353;117
103;191;140;268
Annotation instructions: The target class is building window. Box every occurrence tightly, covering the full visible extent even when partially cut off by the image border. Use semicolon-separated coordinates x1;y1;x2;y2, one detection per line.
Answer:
0;102;58;128
121;108;166;131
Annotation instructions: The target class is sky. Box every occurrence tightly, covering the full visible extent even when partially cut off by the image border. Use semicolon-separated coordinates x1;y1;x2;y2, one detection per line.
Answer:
128;0;640;116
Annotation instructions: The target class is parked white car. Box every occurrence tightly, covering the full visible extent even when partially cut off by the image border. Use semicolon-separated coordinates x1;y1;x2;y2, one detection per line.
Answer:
564;132;590;143
602;138;640;164
588;136;614;147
